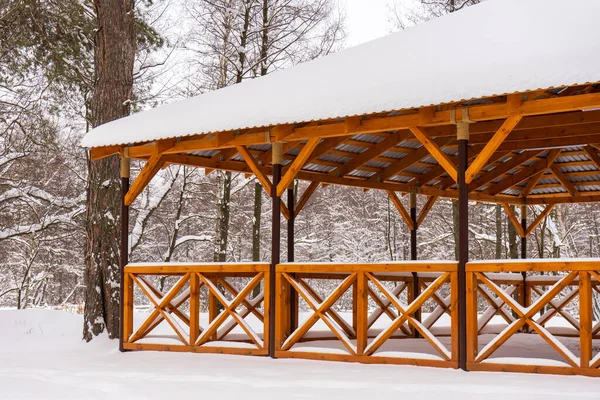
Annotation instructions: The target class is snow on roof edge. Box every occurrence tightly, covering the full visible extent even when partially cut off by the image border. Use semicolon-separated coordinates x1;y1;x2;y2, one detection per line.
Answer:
81;0;600;148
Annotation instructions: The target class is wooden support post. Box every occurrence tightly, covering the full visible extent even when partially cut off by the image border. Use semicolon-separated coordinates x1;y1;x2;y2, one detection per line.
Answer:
356;272;368;355
270;143;283;358
410;191;420;337
457;121;469;371
579;271;593;369
287;184;298;332
189;273;200;344
119;154;130;352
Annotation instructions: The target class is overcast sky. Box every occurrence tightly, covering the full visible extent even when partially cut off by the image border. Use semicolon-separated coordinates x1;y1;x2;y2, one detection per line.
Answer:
340;0;393;46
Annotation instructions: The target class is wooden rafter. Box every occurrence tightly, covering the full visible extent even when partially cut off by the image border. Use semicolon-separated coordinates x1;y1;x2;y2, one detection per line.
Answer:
549;164;579;196
485;149;561;196
583;145;600;171
387;190;414;230
277;137;320;196
469;150;544;191
502;203;525;238
333;131;409;177
125;140;174;206
465;115;522;183
409;126;457;182
294;181;319;217
236;146;273;193
520;171;547;198
417;196;437;228
525;204;554;236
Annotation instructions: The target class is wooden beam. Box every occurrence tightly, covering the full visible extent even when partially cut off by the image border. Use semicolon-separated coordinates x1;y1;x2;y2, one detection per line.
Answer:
525;204;554;236
417;196;437;228
502;203;526;238
469;150;543;191
294;182;319;218
465;116;522;183
550;164;579;196
409;126;457;182
91;145;121;161
520;171;546;198
485;149;561;196
277;138;320;196
125;140;174;205
236;146;273;194
583;145;600;171
334;131;409;177
387;190;414;230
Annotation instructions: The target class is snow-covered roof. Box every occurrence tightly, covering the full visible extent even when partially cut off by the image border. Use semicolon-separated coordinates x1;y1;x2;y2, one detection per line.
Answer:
81;0;600;148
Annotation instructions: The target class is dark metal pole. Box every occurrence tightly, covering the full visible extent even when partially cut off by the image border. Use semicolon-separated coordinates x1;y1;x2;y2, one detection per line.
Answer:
119;155;130;353
410;191;420;337
269;144;282;358
521;205;528;308
287;185;297;332
457;124;469;371
521;205;527;259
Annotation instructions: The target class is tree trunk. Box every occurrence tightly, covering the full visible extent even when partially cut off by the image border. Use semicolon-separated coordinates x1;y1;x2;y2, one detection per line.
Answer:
83;0;135;341
213;171;232;262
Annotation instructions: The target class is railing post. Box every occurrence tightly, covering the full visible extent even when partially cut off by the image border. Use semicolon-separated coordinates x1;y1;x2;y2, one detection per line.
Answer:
269;142;283;358
410;190;420;337
457;121;469;371
119;152;130;352
579;271;592;369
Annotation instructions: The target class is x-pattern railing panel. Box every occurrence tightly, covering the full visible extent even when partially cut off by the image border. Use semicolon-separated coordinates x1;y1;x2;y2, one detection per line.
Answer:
124;267;268;352
365;272;452;360
473;271;580;367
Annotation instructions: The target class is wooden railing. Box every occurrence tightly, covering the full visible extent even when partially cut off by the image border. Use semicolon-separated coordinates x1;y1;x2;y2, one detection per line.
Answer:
122;262;270;355
466;259;600;377
274;261;459;368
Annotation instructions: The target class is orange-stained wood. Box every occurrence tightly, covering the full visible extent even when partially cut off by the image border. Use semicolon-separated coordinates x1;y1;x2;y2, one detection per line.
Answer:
465;115;522;183
387;190;414;230
409;126;458;182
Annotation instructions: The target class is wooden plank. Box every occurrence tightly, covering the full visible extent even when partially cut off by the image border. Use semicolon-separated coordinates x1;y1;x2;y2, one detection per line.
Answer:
550;164;579;196
123;272;134;343
485;149;561;196
387;190;414;230
125;262;270;275
374;138;452;183
417;196;437;228
334;131;408;177
583;145;600;171
502;204;526;238
294;182;319;217
525;204;554;236
520;170;546;198
409;126;457;182
466;116;522;183
469;150;543;191
465;272;478;363
579;271;593;368
236;145;273;194
90;145;121;161
356;272;368;355
277;137;320;196
466;362;600;377
189;273;200;344
277;262;458;274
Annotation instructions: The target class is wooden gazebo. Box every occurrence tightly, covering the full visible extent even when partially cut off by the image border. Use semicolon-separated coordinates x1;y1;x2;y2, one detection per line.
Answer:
83;0;600;376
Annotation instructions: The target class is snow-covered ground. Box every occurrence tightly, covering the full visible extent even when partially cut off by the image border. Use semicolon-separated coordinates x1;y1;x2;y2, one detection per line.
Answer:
1;309;599;399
